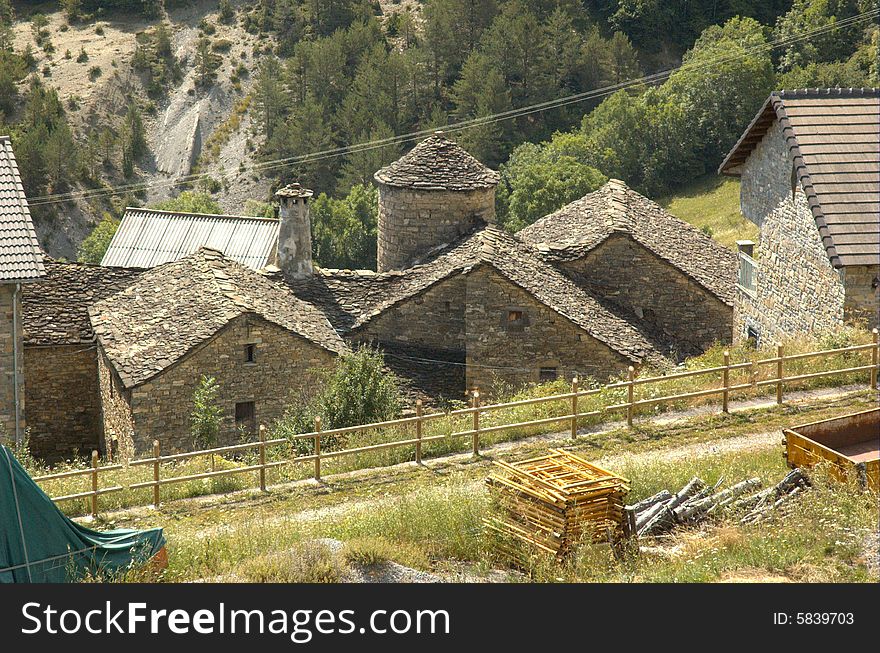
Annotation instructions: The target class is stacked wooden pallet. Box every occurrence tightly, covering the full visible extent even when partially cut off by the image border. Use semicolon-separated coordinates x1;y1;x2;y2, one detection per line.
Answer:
484;449;630;563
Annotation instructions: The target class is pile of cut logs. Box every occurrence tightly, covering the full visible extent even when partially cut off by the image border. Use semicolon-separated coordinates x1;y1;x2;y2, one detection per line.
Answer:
625;469;809;538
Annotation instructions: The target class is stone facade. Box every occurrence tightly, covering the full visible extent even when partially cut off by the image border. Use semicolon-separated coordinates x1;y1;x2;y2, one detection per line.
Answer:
0;284;24;442
24;345;102;461
101;314;336;456
376;186;496;272
562;234;733;356
359;274;467;354
735;118;859;343
735;186;846;343
843;264;880;330
464;267;631;392
97;349;136;459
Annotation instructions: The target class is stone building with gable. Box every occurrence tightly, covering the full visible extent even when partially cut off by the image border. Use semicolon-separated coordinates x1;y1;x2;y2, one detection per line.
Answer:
10;133;737;460
720;88;880;343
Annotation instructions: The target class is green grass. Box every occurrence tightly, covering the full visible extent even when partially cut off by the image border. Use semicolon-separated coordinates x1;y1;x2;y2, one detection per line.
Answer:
659;175;758;249
24;326;877;517
91;389;878;583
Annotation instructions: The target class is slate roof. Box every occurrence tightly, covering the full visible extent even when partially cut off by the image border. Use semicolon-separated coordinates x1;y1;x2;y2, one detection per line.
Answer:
21;261;144;346
89;248;347;388
286;226;666;366
719;88;880;268
101;207;280;270
517;180;738;306
374;133;500;191
0;136;44;282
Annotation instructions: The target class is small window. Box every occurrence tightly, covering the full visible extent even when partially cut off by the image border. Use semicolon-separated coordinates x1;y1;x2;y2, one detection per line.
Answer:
444;300;452;311
244;344;256;363
746;326;760;348
235;401;256;434
539;367;558;382
508;310;524;323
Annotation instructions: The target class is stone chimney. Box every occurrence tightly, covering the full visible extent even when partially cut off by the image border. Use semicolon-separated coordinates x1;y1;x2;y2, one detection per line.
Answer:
275;183;314;279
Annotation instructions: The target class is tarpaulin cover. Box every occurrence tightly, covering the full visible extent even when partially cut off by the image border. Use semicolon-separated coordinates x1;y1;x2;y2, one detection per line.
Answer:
1;446;165;583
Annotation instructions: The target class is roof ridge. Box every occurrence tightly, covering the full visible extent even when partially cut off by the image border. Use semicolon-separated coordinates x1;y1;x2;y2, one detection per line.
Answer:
775;87;880;98
123;206;279;222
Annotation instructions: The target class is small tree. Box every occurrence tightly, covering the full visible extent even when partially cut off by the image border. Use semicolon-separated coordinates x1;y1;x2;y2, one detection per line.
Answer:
77;213;119;264
191;376;222;450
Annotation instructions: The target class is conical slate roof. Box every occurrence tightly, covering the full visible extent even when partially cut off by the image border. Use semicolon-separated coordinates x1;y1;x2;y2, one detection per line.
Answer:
374;133;500;191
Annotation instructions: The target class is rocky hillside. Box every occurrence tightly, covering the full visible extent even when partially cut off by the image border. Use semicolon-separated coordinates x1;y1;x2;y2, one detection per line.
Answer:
9;1;298;258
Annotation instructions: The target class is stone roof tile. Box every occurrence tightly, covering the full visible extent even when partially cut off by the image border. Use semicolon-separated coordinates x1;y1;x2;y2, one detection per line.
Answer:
89;249;347;388
374;133;500;191
0;136;44;282
517;180;738;306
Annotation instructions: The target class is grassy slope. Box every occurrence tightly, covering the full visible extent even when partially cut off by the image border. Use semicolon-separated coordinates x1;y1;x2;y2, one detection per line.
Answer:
659;175;759;249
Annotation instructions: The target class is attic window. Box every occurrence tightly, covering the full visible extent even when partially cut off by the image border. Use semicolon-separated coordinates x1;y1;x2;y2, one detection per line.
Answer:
508;310;524;323
244;344;257;363
504;309;528;332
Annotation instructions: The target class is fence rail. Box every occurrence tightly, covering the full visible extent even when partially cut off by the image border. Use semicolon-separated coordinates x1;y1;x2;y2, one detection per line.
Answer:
36;330;880;517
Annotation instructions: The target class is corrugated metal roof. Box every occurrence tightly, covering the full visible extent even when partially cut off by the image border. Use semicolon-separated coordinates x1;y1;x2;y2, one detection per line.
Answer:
0;136;45;282
101;207;280;270
720;87;880;268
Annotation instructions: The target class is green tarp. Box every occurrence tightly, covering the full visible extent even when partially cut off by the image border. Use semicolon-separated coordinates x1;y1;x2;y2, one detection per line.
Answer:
1;445;165;583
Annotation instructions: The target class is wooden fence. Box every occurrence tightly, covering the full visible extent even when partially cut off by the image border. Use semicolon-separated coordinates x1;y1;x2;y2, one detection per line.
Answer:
37;330;880;517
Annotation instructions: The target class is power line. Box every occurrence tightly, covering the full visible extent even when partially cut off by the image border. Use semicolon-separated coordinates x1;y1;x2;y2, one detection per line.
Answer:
25;8;880;208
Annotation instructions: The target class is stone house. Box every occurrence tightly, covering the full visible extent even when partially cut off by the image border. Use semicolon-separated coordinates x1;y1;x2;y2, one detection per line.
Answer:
88;248;346;456
720;88;880;343
10;133;737;459
0;136;45;446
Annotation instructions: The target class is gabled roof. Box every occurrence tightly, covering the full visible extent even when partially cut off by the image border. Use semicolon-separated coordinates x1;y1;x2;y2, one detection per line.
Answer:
21;260;144;346
374;133;500;191
516;180;738;306
101;207;279;270
0;136;44;282
719;88;880;268
89;249;346;388
288;226;666;366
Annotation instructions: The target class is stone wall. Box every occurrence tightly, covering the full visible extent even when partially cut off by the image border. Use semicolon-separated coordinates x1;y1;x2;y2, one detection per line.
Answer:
464;267;631;393
24;345;102;461
737;120;847;343
843;264;880;330
119;314;336;455
562;234;733;356
377;185;495;272
97;349;136;461
0;284;24;443
739;120;793;227
357;274;467;354
735;187;845;343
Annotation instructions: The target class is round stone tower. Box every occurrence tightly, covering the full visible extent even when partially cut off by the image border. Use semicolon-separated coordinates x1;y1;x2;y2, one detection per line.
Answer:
374;132;500;272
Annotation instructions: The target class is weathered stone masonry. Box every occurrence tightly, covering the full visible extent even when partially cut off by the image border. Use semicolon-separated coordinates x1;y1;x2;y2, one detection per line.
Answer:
736;121;847;342
25;345;102;460
0;285;23;440
102;314;336;456
563;235;733;355
465;267;631;391
377;186;496;272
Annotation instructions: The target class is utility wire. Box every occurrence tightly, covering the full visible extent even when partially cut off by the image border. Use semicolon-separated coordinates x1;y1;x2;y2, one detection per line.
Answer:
25;8;880;208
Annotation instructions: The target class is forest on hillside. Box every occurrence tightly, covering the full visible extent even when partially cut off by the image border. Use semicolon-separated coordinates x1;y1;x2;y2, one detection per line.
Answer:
1;1;878;269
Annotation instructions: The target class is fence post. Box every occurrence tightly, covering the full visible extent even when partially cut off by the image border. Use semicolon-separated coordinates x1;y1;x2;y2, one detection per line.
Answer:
776;344;784;405
90;450;99;519
415;400;423;465
152;440;160;509
313;416;322;482
871;328;878;390
570;377;579;440
472;390;480;457
258;424;267;492
722;351;730;414
626;367;635;427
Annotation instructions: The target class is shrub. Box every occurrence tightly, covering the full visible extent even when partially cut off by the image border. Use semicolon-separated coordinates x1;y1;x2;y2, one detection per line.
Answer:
191;375;222;450
88;65;102;81
77;213;118;264
76;47;88;63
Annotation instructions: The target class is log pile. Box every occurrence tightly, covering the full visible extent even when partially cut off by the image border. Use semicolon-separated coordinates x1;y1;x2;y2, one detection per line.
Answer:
484;449;630;563
627;470;811;538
